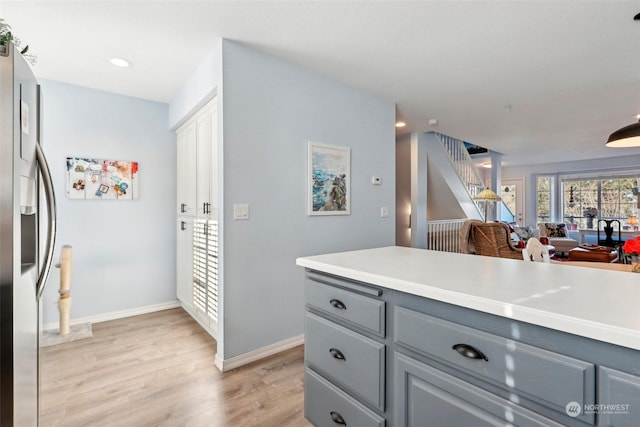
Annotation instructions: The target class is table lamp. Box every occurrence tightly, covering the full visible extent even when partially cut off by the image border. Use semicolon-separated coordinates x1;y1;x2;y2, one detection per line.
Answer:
473;188;502;222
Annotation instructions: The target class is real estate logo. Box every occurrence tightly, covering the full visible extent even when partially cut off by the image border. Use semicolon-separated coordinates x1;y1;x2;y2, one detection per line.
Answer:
565;401;582;417
565;401;631;418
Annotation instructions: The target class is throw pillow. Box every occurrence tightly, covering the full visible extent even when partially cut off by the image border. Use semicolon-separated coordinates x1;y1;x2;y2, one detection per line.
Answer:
513;226;535;242
544;223;567;238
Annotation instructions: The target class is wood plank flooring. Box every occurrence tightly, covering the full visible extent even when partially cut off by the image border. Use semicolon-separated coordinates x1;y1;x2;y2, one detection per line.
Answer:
40;308;312;427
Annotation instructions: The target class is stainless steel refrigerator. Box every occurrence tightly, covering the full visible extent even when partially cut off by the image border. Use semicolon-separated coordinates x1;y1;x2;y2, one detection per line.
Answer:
0;43;56;426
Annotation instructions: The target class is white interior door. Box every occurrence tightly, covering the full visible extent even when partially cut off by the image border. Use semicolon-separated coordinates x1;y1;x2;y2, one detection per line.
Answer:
502;178;526;225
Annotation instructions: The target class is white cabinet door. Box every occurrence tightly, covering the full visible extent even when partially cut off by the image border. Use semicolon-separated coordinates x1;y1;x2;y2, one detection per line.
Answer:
176;218;194;308
176;122;197;217
207;102;218;215
195;107;212;217
175;97;219;338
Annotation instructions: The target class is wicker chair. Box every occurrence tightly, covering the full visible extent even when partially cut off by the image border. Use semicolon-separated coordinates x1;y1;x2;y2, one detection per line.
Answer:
469;222;524;260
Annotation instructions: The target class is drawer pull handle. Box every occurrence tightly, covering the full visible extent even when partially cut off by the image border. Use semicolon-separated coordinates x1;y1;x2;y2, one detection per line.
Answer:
330;411;347;425
452;343;488;361
329;299;346;310
329;348;346;361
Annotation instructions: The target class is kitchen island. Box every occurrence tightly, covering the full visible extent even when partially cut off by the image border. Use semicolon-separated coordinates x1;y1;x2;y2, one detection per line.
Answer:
297;246;640;427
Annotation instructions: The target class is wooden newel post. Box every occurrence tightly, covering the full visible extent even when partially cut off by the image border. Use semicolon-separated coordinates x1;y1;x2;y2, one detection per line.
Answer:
56;245;72;336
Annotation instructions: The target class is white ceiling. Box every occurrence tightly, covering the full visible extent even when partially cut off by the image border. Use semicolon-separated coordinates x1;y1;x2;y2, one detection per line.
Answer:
2;1;639;166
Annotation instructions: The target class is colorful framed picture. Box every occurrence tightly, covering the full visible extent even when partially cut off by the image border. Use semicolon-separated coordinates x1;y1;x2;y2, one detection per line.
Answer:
308;141;350;216
66;157;139;200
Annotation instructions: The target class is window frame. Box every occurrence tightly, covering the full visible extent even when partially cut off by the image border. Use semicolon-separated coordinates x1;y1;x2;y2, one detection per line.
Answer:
559;172;639;228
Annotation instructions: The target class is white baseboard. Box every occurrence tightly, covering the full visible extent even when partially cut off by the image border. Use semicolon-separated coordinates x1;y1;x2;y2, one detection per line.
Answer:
179;302;218;340
214;334;305;372
43;300;181;332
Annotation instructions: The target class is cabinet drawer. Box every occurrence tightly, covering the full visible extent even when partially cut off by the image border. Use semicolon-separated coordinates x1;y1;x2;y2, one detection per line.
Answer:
305;312;385;410
305;368;385;427
395;306;595;423
306;278;385;337
394;353;565;427
598;367;640;427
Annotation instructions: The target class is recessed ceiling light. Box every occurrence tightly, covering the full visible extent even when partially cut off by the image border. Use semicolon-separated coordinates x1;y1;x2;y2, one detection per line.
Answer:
395;121;406;128
110;58;131;68
427;119;438;126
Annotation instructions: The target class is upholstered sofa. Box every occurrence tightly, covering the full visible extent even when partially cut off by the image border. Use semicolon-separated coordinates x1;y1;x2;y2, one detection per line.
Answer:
538;223;578;255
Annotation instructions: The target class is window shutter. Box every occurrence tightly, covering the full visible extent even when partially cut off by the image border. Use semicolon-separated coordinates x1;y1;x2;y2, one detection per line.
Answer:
193;218;218;324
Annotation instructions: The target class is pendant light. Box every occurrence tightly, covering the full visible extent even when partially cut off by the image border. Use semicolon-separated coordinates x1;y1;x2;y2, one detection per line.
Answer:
606;119;640;147
606;13;640;147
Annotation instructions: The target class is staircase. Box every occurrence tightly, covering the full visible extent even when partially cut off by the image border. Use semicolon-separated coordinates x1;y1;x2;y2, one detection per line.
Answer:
422;133;486;252
434;133;485;203
424;132;484;220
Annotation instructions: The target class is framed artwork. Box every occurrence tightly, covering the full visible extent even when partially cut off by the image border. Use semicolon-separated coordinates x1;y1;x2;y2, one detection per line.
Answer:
308;141;350;216
66;157;139;200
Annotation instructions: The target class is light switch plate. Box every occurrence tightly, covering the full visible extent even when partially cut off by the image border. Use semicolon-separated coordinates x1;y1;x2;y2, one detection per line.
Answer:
381;206;389;218
234;204;249;220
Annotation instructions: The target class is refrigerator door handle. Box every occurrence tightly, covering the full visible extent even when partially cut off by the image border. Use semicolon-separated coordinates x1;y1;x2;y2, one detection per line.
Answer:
35;141;57;300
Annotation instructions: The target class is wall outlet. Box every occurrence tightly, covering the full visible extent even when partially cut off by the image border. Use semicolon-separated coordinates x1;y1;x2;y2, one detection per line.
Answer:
381;206;389;218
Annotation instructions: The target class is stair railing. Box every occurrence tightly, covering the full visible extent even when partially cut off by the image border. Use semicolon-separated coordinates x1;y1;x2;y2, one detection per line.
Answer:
427;219;467;253
433;133;485;207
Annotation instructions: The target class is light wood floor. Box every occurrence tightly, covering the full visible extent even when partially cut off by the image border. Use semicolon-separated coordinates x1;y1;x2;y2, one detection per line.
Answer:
41;308;312;427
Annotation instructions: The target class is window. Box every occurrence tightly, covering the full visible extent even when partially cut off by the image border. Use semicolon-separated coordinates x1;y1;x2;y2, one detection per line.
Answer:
536;176;553;223
500;184;516;222
561;175;638;228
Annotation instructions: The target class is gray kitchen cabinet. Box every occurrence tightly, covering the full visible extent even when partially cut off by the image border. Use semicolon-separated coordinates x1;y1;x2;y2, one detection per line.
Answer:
306;312;385;410
394;352;565;427
394;306;595;423
598;367;640;426
305;368;385;427
304;273;388;425
303;269;640;427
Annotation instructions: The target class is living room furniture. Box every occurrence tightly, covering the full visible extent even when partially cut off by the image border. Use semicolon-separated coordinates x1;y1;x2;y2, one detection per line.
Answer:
469;222;523;260
567;247;618;263
597;219;622;247
471;188;502;222
458;219;483;254
552;260;633;272
538;223;578;255
578;228;640;244
522;238;551;263
297;247;640;427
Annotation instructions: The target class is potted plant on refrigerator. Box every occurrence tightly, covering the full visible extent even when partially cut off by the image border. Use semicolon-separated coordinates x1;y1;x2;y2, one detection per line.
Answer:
0;18;36;64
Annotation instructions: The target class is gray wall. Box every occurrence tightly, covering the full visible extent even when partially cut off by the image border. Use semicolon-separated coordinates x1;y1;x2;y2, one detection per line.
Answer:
40;80;176;324
426;159;467;220
220;40;396;358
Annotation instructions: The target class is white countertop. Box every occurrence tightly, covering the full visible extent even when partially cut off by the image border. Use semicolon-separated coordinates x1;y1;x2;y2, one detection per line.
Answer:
296;246;640;351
